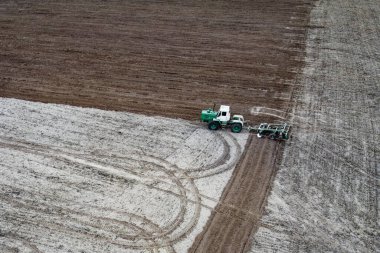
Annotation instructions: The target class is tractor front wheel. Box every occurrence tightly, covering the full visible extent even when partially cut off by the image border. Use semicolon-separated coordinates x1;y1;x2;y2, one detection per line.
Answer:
208;121;220;131
231;123;242;133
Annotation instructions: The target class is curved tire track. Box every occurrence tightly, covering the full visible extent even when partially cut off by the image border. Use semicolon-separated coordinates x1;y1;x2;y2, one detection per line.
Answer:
0;129;242;251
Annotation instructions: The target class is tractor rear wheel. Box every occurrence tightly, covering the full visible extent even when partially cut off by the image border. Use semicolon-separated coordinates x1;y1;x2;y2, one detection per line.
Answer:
231;123;242;133
208;121;220;131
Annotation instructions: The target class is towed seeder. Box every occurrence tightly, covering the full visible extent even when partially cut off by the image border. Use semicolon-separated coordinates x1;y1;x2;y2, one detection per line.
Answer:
246;123;290;140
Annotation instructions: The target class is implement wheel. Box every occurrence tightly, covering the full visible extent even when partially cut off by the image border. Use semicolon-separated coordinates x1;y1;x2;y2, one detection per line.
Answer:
231;123;242;133
208;121;220;131
269;133;278;140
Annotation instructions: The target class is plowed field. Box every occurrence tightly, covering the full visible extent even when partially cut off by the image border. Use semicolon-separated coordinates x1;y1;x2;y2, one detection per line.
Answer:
0;0;312;121
189;136;283;253
0;0;315;252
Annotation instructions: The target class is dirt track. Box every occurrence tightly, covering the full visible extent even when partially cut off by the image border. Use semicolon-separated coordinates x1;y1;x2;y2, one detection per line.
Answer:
189;136;282;253
0;1;314;252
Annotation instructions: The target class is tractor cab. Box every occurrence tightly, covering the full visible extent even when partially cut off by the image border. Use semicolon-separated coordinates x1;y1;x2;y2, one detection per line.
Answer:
215;105;231;124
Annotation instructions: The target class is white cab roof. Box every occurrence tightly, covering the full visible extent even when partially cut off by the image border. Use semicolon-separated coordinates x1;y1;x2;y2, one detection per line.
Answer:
219;105;230;112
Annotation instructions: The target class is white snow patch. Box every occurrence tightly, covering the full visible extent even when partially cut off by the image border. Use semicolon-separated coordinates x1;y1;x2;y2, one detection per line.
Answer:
0;98;249;253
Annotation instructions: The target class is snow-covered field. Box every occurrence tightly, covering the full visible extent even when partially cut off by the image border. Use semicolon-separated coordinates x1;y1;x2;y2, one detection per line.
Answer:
251;0;379;252
0;98;248;253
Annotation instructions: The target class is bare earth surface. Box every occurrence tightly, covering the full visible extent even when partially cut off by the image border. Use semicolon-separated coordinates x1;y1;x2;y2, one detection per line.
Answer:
189;137;283;253
251;0;379;252
0;1;315;252
5;0;377;252
0;0;312;122
1;0;378;252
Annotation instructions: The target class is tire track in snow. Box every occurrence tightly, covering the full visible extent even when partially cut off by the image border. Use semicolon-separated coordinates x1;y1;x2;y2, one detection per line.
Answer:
0;139;194;249
0;128;242;251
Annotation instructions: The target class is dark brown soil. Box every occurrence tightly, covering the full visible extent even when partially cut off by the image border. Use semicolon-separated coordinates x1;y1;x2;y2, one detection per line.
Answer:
0;0;312;122
189;136;283;253
0;0;314;252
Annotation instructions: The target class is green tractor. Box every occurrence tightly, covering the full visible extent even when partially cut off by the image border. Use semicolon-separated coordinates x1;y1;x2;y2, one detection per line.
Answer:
201;105;244;133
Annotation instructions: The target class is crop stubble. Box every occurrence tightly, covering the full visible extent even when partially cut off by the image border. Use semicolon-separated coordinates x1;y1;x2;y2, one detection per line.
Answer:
0;0;315;252
251;0;379;252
